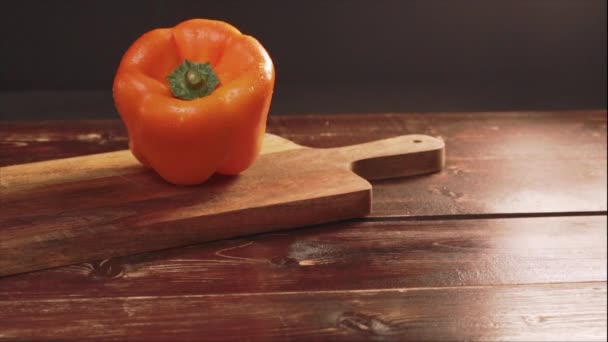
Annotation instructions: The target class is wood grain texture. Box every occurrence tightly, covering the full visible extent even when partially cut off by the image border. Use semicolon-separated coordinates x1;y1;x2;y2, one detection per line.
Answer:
0;111;606;342
0;134;444;276
2;111;605;217
270;111;608;217
1;216;604;299
0;119;128;165
0;282;605;341
269;111;607;160
0;133;303;193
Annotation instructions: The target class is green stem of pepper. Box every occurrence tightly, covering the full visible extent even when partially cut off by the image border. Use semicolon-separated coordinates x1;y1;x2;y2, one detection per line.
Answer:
166;59;219;100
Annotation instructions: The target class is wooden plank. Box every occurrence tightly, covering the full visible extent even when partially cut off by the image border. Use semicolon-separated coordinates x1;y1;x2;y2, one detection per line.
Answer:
0;120;128;166
371;158;607;217
1;111;605;217
0;133;302;193
272;111;608;216
0;124;300;169
2;111;605;166
269;111;607;160
0;282;605;341
1;216;604;299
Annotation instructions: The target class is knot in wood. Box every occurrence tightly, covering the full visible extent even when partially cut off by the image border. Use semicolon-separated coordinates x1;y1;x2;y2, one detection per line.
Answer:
336;311;394;337
89;259;125;279
270;256;299;268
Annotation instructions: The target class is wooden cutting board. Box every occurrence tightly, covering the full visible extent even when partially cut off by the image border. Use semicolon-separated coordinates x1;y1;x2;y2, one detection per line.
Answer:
0;133;444;276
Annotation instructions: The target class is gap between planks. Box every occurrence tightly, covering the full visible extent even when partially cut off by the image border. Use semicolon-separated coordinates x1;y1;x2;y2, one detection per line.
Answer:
5;281;606;303
365;211;608;221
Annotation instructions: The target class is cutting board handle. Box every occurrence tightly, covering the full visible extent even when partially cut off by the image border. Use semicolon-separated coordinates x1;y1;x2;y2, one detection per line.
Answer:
331;134;445;180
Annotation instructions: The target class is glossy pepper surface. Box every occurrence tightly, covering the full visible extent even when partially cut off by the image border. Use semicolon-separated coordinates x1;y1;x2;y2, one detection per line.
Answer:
113;19;275;185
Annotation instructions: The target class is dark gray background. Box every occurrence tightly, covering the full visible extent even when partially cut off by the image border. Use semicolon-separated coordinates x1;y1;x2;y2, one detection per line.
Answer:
0;0;606;119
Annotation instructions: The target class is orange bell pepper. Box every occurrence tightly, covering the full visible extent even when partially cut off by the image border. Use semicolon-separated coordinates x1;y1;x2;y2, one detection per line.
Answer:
113;19;275;185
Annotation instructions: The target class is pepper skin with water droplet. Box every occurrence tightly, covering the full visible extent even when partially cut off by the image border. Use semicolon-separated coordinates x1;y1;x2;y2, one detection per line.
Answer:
113;19;275;185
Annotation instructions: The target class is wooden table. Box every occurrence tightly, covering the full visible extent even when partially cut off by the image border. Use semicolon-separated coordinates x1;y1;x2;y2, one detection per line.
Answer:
1;110;606;341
